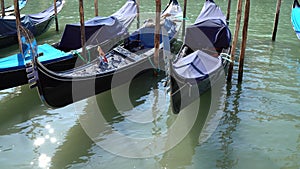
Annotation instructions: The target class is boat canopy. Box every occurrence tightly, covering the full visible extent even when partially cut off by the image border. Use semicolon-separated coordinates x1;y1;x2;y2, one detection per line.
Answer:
111;0;137;28
184;0;231;51
128;18;177;48
173;50;222;81
57;17;128;51
57;0;137;51
0;0;63;36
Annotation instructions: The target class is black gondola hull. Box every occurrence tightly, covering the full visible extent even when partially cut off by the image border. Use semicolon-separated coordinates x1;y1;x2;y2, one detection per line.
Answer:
169;0;232;114
170;61;228;114
35;57;156;108
31;0;182;108
0;56;77;90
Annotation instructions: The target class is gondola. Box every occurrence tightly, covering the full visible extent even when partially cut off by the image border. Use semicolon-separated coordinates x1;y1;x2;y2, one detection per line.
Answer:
0;0;64;48
292;0;300;39
0;0;27;16
29;0;182;108
169;0;232;114
0;0;137;90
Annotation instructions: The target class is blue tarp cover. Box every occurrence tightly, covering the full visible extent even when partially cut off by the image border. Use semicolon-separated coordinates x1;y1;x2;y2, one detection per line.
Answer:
173;0;230;81
292;0;300;39
128;18;177;48
58;16;126;51
57;0;137;51
173;50;222;81
184;0;231;50
127;0;180;48
111;0;137;28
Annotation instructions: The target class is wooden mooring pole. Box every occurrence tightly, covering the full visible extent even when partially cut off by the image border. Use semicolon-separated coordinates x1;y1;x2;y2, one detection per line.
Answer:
136;0;140;29
272;0;282;41
154;0;161;72
226;0;231;24
227;0;243;82
182;0;187;37
14;0;23;55
1;0;5;17
94;0;98;17
79;0;86;56
238;0;250;83
54;0;59;31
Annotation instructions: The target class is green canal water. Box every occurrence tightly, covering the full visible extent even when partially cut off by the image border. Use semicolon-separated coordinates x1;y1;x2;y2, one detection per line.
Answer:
1;0;300;168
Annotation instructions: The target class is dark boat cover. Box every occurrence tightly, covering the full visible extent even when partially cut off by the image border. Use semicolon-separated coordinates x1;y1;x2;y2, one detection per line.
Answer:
111;0;137;28
127;0;181;48
184;0;231;51
173;50;222;81
0;0;63;36
292;0;300;39
128;18;177;48
57;0;137;51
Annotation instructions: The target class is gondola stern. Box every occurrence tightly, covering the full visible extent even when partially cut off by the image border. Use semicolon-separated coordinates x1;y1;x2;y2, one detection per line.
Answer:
26;57;42;99
26;56;58;109
169;64;184;114
170;81;181;114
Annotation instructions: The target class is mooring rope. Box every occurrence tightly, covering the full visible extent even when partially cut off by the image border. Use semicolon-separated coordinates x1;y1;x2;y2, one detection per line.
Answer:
220;52;232;62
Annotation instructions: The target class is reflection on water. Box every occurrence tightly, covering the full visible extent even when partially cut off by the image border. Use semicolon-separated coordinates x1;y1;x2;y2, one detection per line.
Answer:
215;84;242;169
48;70;225;168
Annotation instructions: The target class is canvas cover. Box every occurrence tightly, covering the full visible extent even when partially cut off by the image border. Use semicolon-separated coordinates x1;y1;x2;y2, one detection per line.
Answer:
173;50;222;81
0;0;63;36
128;18;177;48
111;0;137;28
127;0;180;48
292;0;300;39
184;0;231;51
57;0;137;51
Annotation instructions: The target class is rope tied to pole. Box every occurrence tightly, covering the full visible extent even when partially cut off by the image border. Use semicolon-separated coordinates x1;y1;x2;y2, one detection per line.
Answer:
220;53;233;62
